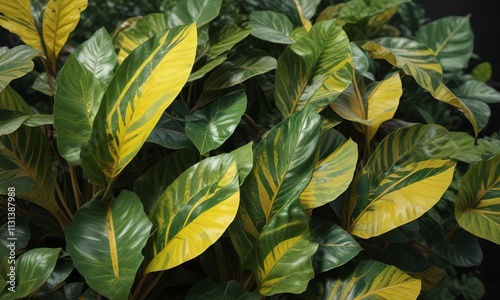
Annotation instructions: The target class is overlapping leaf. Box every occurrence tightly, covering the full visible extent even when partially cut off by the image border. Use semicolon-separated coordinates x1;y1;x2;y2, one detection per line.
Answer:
146;154;239;273
186;280;260;300
205;25;251;60
0;0;42;51
362;38;480;136
230;108;321;295
275;20;352;117
80;23;197;186
334;0;411;24
456;155;500;245
185;90;247;154
66;191;152;300
0;46;40;92
415;16;473;79
344;124;456;238
330;71;402;144
249;11;295;44
167;0;222;28
0;110;52;136
454;79;500;104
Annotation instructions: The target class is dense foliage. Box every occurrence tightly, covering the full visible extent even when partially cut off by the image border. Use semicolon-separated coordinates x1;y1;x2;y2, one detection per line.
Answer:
1;0;500;299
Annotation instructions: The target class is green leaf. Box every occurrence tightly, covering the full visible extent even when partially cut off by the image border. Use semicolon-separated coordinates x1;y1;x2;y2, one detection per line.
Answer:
441;131;485;164
0;110;53;136
147;112;194;150
188;55;227;82
204;56;277;91
186;90;247;154
415;16;473;79
472;62;492;82
168;0;222;28
66;191;152;300
230;108;321;295
249;11;295;44
32;72;54;96
54;55;105;165
0;217;30;250
0;248;60;299
351;42;374;80
310;221;361;273
73;27;117;84
454;79;500;104
206;25;251;60
186;280;260;300
260;0;320;25
36;257;73;297
300;129;357;209
230;142;254;185
0;46;40;92
275;20;352;117
344;124;456;238
0;86;31;113
363;37;480;136
456;155;500;245
146;154;239;273
335;0;411;24
313;260;421;299
81;23;197;186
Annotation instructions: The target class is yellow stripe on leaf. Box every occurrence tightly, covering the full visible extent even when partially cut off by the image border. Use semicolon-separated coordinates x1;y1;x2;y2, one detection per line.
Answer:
0;0;42;51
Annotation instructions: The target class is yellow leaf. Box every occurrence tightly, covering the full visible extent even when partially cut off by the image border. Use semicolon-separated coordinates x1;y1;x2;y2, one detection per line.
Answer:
0;0;42;51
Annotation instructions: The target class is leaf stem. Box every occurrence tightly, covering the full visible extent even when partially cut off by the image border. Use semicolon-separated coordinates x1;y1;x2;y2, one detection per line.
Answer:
69;166;82;209
101;177;117;203
55;184;73;222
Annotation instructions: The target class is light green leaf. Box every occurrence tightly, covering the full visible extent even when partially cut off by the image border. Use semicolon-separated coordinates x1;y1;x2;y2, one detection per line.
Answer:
310;221;361;273
66;191;152;300
0;46;40;92
456;155;500;245
230;142;254;185
472;62;492;82
32;72;54;96
206;25;251;60
363;37;480;136
454;79;500;104
73;27;117;84
54;55;104;165
146;154;239;273
186;90;247;154
300;129;357;209
0;110;52;136
188;55;227;82
344;124;456;238
335;0;411;24
168;0;222;28
0;248;60;299
81;23;197;186
415;16;473;79
275;19;352;117
249;11;295;44
204;56;277;91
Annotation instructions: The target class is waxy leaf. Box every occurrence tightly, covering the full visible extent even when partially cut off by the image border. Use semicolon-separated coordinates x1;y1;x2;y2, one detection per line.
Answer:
66;191;152;300
344;125;456;238
300;129;357;209
313;260;420;299
186;90;247;154
456;155;500;245
0;0;42;51
331;71;402;144
230;142;254;185
168;0;222;28
42;0;88;70
0;248;60;299
54;56;105;165
275;20;352;117
0;46;39;92
81;23;197;186
415;16;473;79
363;38;480;136
188;55;227;82
36;257;73;297
0;110;52;136
249;11;295;44
73;27;117;84
205;25;251;60
146;154;239;273
230;108;321;295
186;280;260;300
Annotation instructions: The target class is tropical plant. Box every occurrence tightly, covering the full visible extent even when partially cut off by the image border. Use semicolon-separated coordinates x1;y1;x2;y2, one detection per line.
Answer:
1;0;499;299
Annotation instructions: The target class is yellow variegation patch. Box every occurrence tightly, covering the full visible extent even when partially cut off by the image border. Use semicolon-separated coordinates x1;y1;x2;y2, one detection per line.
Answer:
0;0;42;51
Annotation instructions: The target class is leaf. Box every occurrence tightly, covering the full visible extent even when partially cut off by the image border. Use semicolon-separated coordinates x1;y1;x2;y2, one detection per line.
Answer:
0;0;42;51
363;37;480;136
300;129;358;209
186;90;247;154
54;55;105;165
0;46;40;92
330;71;402;144
249;11;295;44
73;27;117;84
146;154;239;273
36;257;73;297
351;42;374;80
0;248;60;299
203;56;277;91
147;112;194;150
335;0;411;24
415;16;473;79
275;20;352;117
168;0;222;28
454;79;500;104
80;23;197;186
186;280;260;300
344;124;456;239
188;55;227;82
472;62;492;82
42;0;88;68
0;110;52;136
65;191;152;300
455;155;500;245
229;109;321;295
310;221;362;273
230;142;254;185
32;72;54;96
0;217;31;250
0;86;31;113
206;25;251;60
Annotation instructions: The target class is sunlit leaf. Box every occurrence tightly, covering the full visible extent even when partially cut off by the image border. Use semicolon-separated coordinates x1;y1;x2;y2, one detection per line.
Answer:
0;0;42;51
230;142;254;185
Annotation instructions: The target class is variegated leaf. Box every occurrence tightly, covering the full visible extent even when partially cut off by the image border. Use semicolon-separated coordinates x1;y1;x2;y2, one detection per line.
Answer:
0;46;40;92
0;0;42;51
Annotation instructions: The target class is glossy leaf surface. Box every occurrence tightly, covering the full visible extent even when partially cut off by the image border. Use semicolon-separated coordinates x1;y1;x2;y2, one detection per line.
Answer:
249;11;295;44
454;79;500;104
167;0;222;28
0;46;39;92
0;110;52;136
